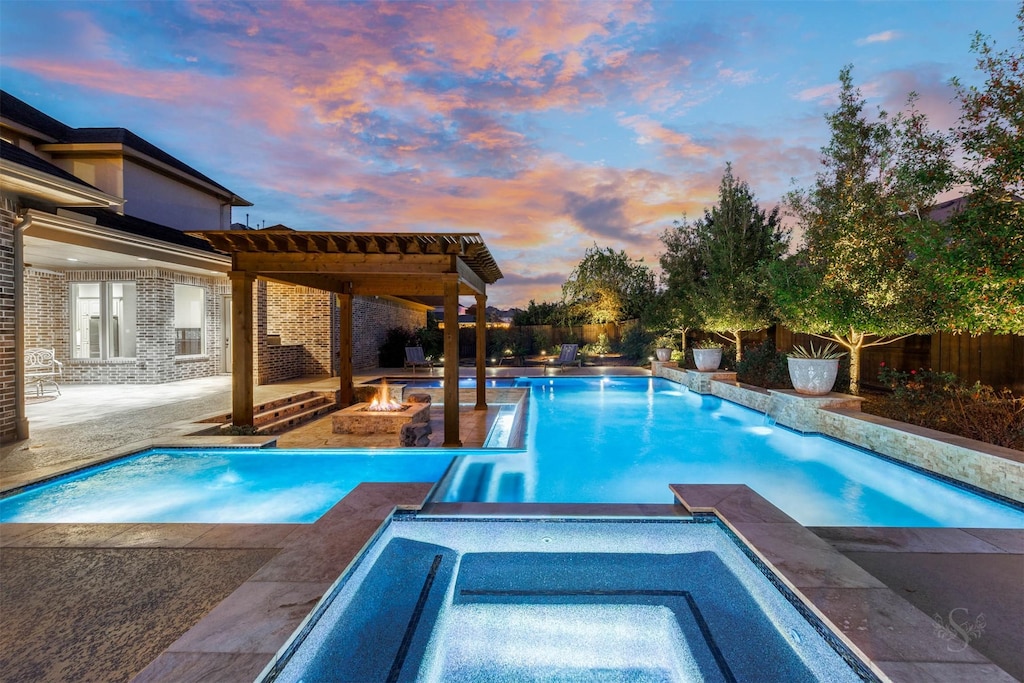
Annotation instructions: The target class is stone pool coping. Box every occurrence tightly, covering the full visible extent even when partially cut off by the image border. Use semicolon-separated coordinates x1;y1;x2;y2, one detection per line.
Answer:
653;362;1024;503
56;484;1003;681
669;484;1015;682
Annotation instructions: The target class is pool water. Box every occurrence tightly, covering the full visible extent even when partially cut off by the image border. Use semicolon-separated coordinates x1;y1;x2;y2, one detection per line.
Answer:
432;377;1024;528
3;377;1021;527
364;377;522;388
0;450;453;524
263;517;871;682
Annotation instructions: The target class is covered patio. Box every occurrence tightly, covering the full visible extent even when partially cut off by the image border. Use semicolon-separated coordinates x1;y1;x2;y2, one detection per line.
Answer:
190;230;503;446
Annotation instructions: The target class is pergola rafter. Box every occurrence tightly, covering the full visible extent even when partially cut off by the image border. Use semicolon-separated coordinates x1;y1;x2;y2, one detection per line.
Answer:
188;229;503;447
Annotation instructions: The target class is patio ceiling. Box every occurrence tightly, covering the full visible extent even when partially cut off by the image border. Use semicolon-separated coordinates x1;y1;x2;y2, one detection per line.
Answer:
188;230;502;299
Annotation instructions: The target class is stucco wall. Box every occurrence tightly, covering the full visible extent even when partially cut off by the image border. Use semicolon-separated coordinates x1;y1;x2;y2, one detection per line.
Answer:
121;159;227;230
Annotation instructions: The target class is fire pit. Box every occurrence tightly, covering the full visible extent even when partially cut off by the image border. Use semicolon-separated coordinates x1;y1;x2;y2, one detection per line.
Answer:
332;381;430;435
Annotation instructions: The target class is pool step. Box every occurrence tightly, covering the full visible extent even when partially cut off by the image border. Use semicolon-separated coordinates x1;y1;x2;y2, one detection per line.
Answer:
256;392;337;434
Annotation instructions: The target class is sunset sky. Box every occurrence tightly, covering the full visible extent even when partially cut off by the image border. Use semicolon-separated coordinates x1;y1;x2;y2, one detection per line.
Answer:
2;1;1017;308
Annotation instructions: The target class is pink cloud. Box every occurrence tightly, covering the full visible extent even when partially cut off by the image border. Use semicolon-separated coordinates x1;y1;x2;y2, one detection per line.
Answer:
856;30;902;46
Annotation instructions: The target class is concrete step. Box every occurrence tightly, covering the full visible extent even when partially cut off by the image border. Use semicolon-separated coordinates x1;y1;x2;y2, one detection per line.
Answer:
258;400;337;435
253;393;332;427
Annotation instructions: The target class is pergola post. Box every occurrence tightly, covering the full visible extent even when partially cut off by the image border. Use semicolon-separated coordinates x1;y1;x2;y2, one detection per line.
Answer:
337;285;353;407
229;271;254;426
475;292;487;410
443;275;462;447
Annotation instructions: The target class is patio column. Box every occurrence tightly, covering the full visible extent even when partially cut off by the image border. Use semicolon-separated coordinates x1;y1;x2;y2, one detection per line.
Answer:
13;214;29;440
475;292;487;410
337;285;353;407
229;271;254;426
443;275;462;447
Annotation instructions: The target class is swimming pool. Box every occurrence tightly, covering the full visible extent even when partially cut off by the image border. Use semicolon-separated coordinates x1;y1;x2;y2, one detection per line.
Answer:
3;377;1021;527
0;450;454;524
262;516;872;682
364;377;522;388
432;377;1024;528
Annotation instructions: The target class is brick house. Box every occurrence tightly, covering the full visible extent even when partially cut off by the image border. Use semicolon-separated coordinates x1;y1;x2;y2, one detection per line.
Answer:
1;92;429;441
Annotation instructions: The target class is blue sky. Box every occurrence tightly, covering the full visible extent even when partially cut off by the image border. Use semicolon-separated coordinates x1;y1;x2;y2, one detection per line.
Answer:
2;1;1018;307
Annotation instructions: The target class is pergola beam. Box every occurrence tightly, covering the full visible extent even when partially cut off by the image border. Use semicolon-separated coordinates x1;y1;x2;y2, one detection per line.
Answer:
189;230;503;447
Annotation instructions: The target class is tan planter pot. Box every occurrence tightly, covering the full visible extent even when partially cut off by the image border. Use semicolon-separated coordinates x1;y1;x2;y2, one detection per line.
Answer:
788;358;840;395
693;348;722;372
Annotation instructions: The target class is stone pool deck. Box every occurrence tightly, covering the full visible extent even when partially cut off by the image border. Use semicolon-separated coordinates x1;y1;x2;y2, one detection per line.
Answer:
3;484;1019;681
1;368;1022;681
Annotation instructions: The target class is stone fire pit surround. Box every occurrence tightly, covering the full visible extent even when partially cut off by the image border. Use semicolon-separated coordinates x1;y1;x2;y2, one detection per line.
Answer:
332;399;430;436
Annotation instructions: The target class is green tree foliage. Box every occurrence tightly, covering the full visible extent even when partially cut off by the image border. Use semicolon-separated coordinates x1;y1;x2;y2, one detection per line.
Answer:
653;217;705;351
562;245;656;324
688;164;787;361
918;7;1024;334
511;299;567;326
775;66;954;393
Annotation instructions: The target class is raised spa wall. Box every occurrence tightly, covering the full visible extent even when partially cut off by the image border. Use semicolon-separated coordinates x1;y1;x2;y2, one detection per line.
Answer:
652;361;1024;504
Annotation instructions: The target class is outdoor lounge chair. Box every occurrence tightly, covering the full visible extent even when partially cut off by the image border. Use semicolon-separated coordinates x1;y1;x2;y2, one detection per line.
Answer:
404;346;434;373
551;343;582;371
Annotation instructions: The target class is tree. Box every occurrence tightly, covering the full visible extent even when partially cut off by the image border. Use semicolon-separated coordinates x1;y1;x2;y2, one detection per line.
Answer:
688;164;787;361
511;299;566;326
561;245;656;324
775;66;954;393
655;217;705;351
917;6;1024;334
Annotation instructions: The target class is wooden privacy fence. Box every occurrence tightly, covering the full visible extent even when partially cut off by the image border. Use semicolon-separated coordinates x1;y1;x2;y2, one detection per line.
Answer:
774;327;1023;393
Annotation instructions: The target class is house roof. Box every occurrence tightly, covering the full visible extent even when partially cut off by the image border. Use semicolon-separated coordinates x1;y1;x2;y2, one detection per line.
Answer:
0;139;102;191
1;90;249;206
0;90;69;141
72;207;224;255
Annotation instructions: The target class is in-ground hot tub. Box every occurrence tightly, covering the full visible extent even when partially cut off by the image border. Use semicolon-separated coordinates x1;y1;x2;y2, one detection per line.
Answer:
260;515;873;682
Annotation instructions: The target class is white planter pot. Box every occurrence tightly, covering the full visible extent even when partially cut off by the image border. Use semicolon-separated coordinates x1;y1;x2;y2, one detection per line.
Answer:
655;348;672;362
693;348;722;372
788;358;840;395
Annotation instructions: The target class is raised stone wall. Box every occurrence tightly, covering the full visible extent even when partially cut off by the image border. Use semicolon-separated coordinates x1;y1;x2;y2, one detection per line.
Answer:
652;362;1024;503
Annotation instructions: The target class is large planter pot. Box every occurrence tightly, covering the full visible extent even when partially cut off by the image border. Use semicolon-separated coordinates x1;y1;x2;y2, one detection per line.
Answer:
787;358;840;395
655;348;672;362
692;348;722;372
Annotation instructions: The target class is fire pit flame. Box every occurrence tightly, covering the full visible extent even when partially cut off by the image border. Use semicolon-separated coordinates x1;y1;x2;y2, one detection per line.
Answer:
365;380;405;412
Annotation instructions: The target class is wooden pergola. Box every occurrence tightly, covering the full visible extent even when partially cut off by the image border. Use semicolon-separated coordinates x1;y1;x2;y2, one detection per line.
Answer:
188;229;503;447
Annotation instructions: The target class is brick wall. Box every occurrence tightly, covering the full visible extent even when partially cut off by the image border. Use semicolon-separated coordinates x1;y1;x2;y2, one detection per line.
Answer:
351;296;426;369
21;268;226;384
0;199;15;440
24;269;67;357
266;282;333;376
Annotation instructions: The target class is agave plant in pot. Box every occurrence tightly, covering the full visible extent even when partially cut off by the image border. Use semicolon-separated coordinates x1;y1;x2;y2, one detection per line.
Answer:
692;338;723;371
787;342;846;395
653;335;676;362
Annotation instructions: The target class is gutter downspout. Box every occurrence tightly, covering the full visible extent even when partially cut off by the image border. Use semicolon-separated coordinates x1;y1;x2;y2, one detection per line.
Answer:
14;211;30;440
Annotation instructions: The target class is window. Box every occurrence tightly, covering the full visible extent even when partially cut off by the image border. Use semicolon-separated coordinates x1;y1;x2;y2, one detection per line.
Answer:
174;284;205;355
71;282;136;359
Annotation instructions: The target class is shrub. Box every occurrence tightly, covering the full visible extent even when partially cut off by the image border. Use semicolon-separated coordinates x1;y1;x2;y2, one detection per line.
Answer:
619;325;655;362
868;365;1024;449
378;326;418;367
415;314;443;359
583;333;612;356
736;340;792;389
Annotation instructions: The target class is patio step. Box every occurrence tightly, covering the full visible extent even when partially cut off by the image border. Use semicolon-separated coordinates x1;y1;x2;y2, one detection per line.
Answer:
255;393;337;434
